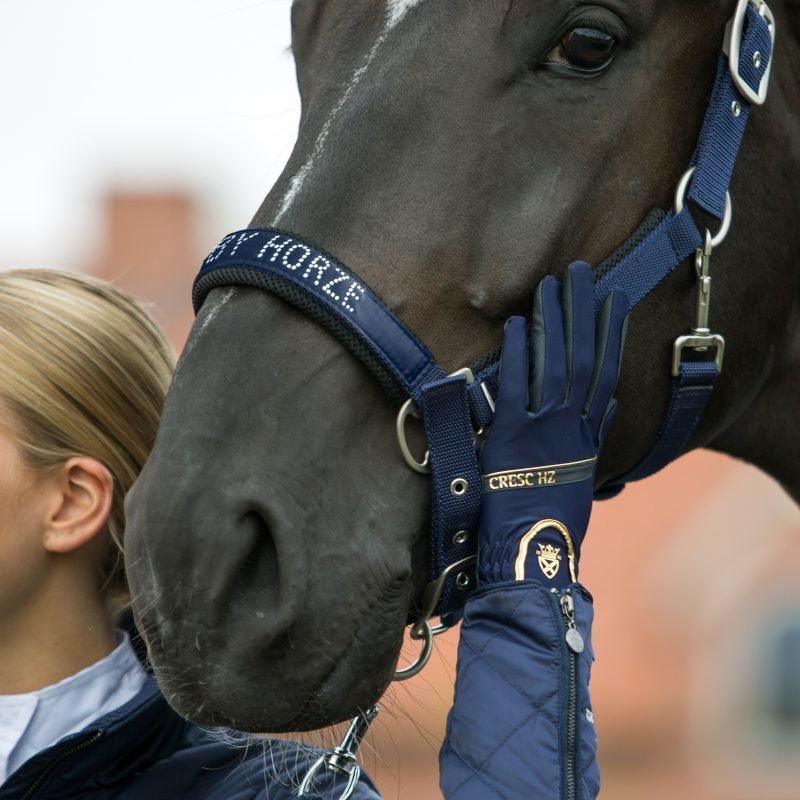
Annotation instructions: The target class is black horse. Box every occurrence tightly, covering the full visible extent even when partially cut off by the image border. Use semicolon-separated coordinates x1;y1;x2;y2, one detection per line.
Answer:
126;0;800;733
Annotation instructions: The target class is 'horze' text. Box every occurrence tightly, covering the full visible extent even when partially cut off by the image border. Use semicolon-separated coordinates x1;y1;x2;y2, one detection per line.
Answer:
205;231;365;314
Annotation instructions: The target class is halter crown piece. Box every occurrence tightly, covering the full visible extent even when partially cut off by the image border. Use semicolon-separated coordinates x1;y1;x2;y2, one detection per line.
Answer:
193;0;775;648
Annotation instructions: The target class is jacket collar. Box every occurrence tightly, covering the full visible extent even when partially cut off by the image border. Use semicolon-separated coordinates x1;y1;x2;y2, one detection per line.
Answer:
0;677;196;799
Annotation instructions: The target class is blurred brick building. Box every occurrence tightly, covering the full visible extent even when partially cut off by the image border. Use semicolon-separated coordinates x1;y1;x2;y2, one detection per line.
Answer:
88;191;201;348
87;190;800;800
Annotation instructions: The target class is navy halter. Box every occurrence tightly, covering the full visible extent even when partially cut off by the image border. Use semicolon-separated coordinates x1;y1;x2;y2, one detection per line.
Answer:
193;0;775;626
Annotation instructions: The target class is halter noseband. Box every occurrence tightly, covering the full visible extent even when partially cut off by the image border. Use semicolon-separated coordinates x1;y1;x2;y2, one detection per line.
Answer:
193;0;775;634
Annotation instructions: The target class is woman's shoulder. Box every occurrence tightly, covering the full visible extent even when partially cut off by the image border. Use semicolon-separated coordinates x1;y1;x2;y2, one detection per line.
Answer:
0;677;381;800
182;737;383;800
112;682;383;799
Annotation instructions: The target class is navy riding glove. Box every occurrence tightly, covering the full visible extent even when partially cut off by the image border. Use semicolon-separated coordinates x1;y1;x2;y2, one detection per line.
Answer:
477;262;629;587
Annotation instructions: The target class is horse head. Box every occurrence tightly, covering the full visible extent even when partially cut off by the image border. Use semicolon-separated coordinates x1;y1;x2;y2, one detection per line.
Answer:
126;0;800;732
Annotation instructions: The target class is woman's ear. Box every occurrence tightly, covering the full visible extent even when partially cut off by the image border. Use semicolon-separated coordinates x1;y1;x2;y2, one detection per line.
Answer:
42;457;114;554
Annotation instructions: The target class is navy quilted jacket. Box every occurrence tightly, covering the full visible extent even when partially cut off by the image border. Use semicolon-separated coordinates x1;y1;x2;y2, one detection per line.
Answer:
0;676;381;800
440;581;599;799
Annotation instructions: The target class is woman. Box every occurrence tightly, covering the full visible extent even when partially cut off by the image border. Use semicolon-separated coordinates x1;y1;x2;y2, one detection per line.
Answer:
0;268;379;799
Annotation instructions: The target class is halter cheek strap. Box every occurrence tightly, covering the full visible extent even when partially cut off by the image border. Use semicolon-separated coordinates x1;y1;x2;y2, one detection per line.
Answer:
593;0;774;496
192;0;775;623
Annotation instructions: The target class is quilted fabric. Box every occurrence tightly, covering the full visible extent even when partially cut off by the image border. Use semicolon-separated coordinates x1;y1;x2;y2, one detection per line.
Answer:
440;581;598;799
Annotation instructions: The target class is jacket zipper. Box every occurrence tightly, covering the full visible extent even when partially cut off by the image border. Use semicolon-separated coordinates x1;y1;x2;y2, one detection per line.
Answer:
552;587;584;800
18;732;102;800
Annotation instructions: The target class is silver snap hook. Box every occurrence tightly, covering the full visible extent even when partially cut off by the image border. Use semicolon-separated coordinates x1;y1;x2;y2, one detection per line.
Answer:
298;706;379;799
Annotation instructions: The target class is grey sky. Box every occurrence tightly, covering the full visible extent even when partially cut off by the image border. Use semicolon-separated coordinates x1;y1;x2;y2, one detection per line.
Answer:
1;0;299;265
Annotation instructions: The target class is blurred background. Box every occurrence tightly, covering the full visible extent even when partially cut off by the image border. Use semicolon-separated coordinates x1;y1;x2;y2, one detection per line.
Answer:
2;2;799;798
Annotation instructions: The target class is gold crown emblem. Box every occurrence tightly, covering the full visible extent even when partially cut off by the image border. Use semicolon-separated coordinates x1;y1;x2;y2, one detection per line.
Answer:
536;542;562;579
536;543;562;561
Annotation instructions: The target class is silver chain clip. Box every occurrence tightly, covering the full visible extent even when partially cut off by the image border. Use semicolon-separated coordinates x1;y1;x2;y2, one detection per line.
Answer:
672;168;731;377
298;706;379;800
671;230;726;377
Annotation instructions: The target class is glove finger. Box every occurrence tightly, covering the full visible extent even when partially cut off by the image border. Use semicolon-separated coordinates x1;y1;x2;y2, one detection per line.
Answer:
562;261;595;407
495;315;529;420
584;289;630;432
529;276;567;414
598;396;618;447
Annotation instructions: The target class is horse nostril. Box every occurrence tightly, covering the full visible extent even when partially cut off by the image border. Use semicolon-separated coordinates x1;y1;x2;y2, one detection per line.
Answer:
237;509;282;610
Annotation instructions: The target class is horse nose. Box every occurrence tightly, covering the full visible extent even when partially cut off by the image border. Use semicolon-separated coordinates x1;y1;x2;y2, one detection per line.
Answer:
234;508;282;615
128;481;317;710
129;469;308;648
207;500;309;639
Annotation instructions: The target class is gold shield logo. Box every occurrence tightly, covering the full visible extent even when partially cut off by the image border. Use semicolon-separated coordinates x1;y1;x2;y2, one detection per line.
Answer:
536;543;562;580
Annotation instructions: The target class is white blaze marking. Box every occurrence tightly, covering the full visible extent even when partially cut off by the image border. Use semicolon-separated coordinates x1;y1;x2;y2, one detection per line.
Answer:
273;0;427;225
196;286;236;336
274;161;313;226
386;0;427;28
176;286;237;382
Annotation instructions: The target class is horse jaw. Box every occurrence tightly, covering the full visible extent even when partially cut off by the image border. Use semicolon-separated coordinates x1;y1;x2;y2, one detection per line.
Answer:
711;304;800;505
126;285;430;732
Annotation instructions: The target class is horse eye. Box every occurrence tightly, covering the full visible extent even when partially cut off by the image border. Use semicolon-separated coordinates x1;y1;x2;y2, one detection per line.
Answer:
545;27;617;73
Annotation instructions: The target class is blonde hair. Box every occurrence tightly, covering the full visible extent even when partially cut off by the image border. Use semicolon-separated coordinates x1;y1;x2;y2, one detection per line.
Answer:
0;268;175;602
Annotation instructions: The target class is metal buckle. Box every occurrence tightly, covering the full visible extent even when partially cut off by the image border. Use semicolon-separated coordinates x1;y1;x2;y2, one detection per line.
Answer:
723;0;775;106
412;555;478;638
672;334;725;377
395;367;475;474
392;554;477;681
671;231;726;377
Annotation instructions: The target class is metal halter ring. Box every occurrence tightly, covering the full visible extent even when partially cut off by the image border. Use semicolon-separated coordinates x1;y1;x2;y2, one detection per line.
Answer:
674;166;733;248
392;620;433;682
396;399;430;474
396;367;476;474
